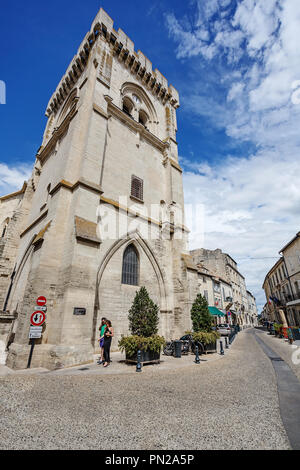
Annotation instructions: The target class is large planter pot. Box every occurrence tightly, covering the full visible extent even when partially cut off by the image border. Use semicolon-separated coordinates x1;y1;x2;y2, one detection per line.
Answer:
204;341;217;354
125;349;161;364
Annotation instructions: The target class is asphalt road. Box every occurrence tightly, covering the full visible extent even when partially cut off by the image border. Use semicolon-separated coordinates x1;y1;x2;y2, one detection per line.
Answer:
0;329;297;450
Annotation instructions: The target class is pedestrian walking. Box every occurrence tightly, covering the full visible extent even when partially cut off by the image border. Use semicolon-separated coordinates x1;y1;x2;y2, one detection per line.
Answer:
97;317;107;365
103;320;114;368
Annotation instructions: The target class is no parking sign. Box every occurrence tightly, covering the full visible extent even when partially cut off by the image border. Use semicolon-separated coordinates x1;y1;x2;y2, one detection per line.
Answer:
30;311;46;327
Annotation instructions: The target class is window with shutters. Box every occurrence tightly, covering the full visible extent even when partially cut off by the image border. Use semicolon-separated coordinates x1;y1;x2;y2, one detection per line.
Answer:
131;175;143;202
122;244;139;286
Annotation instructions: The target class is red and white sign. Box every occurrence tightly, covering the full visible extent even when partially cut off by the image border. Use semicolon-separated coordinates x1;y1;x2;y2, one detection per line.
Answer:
30;311;46;326
36;296;47;307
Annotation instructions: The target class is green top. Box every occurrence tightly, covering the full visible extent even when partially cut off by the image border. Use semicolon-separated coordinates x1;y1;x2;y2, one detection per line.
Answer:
100;325;106;337
208;306;224;317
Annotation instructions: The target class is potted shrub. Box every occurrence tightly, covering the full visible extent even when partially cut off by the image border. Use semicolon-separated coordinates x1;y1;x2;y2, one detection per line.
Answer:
274;323;284;338
118;287;165;364
190;293;220;353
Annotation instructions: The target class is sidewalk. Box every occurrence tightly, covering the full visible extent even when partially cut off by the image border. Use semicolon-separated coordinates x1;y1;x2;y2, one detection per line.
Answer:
0;337;235;377
254;328;300;382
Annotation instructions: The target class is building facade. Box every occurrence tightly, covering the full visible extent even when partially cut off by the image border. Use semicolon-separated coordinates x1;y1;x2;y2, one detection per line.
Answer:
262;258;290;326
246;291;258;326
0;8;258;370
190;249;257;326
280;232;300;326
262;231;300;327
0;8;203;370
196;263;233;324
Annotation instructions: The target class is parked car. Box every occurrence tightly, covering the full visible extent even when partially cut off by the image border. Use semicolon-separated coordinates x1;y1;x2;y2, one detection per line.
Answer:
217;323;231;336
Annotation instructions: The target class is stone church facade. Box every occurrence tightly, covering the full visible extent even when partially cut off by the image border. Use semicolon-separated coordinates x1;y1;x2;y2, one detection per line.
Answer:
0;8;203;370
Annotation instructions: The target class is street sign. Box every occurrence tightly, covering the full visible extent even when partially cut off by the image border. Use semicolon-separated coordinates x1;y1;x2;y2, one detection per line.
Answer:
35;305;47;312
36;296;47;307
27;299;47;369
29;326;43;339
30;311;46;326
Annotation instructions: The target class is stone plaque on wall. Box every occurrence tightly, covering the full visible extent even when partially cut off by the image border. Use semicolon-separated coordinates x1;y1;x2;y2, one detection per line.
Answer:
73;308;86;316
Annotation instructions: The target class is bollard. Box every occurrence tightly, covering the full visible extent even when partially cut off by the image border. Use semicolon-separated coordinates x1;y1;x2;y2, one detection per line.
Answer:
225;337;229;349
194;345;200;364
136;350;142;373
174;340;182;358
220;340;224;356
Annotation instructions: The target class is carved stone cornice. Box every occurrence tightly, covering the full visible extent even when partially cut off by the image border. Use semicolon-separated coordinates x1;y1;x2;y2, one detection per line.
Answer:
169;158;183;173
36;105;78;164
49;178;103;197
0;182;27;202
20;210;48;239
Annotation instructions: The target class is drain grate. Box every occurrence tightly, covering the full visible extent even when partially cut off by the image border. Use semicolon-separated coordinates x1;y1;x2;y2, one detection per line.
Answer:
270;357;284;362
79;367;90;371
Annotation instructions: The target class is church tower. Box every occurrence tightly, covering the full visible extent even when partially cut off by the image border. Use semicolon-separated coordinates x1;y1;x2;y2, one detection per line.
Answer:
5;8;197;370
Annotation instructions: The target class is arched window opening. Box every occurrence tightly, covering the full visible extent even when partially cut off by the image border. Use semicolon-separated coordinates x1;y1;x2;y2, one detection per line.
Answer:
57;89;78;128
122;244;139;286
139;110;148;128
122;97;133;117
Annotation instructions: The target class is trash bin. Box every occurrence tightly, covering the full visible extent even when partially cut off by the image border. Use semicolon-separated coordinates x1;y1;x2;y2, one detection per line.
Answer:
174;340;182;358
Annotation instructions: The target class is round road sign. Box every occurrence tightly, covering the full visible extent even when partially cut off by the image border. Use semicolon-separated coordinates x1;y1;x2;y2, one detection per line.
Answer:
36;296;47;306
31;311;46;326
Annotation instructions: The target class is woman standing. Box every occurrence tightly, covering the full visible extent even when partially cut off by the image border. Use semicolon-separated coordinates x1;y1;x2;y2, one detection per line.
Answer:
97;317;107;365
103;320;114;368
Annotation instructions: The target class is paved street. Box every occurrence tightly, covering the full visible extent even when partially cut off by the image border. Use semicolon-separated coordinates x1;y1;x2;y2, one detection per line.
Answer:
0;329;299;450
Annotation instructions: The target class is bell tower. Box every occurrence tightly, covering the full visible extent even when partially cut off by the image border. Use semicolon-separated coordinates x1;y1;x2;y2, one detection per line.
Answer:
5;8;193;370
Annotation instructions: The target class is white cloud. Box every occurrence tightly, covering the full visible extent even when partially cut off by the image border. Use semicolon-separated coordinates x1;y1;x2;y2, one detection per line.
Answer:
0;163;31;196
167;0;300;311
232;0;280;54
183;149;300;310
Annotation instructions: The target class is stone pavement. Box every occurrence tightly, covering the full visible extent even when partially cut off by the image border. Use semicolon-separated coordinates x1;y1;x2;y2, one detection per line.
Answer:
0;338;225;377
0;329;292;450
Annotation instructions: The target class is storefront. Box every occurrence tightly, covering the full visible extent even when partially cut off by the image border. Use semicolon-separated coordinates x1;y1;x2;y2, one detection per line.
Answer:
208;306;226;324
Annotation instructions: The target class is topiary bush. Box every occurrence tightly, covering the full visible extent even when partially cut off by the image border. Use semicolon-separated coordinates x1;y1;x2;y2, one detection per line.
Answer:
128;286;159;337
119;286;165;355
191;293;214;333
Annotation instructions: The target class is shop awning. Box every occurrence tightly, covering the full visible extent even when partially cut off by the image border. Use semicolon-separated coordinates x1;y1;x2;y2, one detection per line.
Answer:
208;306;225;317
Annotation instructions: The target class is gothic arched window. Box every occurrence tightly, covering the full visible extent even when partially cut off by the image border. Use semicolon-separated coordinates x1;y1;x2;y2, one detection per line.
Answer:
122;244;139;286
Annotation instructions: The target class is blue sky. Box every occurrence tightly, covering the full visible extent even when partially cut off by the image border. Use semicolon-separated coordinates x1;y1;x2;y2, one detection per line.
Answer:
1;0;300;311
0;0;253;168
